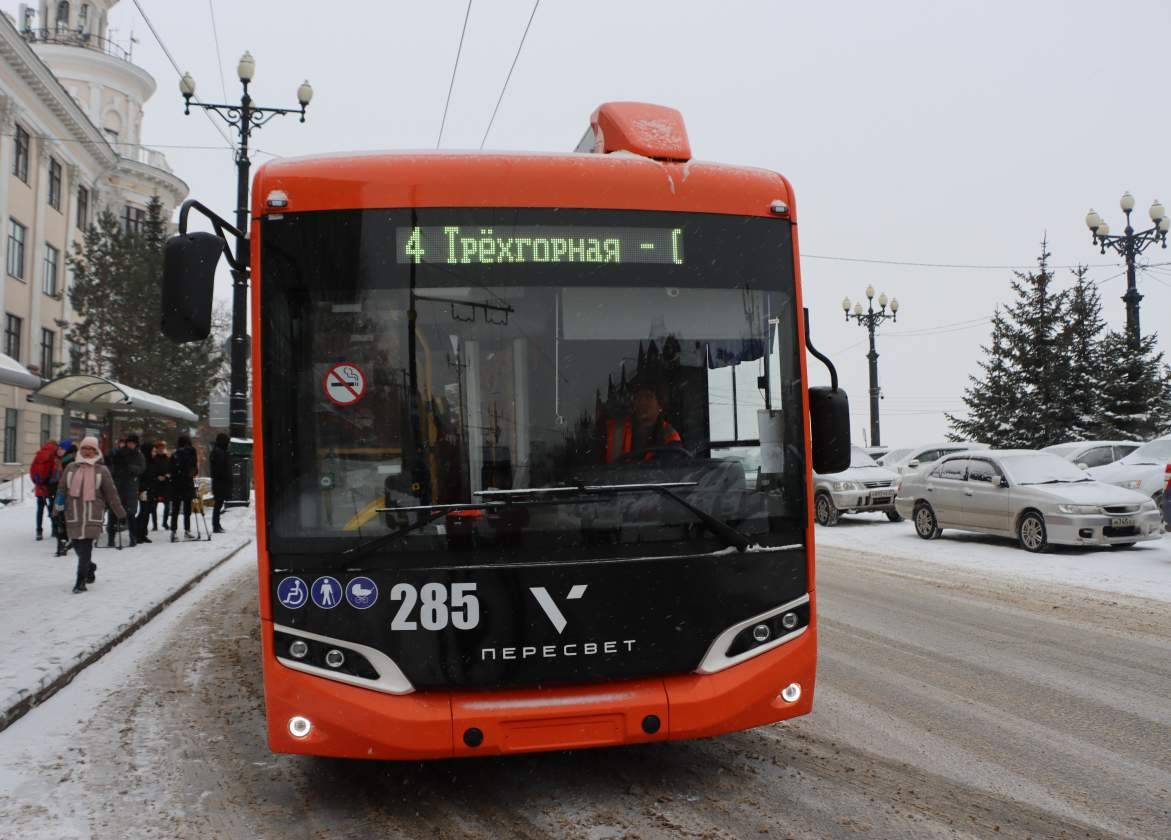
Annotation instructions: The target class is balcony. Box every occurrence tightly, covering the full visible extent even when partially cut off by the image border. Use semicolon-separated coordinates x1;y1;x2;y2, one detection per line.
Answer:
21;27;132;62
119;144;174;174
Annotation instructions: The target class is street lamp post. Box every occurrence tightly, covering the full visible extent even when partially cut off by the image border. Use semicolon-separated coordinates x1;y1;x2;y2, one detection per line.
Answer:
179;55;313;441
1084;192;1168;345
842;286;899;447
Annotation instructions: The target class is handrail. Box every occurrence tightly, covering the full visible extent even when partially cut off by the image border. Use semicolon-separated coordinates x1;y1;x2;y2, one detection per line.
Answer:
22;27;132;62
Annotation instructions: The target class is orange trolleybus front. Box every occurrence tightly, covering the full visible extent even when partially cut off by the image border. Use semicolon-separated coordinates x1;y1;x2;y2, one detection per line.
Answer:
162;102;851;759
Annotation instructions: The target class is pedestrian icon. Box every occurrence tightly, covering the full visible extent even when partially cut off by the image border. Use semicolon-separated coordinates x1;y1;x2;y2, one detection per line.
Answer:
346;576;379;610
277;577;307;609
312;576;342;609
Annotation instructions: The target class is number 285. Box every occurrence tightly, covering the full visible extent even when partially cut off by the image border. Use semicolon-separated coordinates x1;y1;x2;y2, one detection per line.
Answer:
390;582;479;631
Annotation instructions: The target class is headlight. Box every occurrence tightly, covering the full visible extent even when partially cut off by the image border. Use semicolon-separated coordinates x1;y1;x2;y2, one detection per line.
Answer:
1116;480;1143;490
832;481;858;491
1141;499;1158;512
1057;504;1101;514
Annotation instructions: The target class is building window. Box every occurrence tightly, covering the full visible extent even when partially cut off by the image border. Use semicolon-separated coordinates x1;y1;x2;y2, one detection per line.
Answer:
6;220;26;279
40;328;55;376
4;314;22;361
78;4;88;31
48;158;63;210
56;2;70;32
3;409;17;463
122;205;145;235
69;341;81;374
42;244;60;296
13;125;30;183
77;185;89;229
40;413;52;443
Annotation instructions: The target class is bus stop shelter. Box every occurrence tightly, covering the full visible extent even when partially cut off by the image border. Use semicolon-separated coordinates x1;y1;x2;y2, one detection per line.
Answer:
25;374;199;445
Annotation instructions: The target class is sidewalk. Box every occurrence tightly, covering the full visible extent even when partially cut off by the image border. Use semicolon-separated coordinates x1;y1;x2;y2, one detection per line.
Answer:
0;495;254;731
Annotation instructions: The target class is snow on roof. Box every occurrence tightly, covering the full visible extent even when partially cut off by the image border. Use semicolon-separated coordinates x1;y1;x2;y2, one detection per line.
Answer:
26;374;198;423
0;353;41;389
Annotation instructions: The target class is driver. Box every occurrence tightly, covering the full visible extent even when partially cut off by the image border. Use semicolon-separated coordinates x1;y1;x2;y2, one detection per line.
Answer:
605;381;683;463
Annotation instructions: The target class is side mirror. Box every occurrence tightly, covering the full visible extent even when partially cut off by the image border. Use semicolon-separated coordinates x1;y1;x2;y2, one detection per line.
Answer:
1000;476;1009;488
808;386;850;474
908;459;920;468
161;232;224;342
1076;462;1089;470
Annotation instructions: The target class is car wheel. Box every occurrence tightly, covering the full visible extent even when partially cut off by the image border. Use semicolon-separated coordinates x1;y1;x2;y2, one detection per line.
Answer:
1017;511;1049;553
815;493;840;527
885;510;904;523
913;502;942;540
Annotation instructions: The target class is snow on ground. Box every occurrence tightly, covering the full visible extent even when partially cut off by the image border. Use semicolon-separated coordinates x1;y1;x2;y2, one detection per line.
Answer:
815;513;1171;602
0;495;253;727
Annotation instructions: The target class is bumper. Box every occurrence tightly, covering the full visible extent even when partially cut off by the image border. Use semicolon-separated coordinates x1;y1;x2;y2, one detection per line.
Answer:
828;489;896;513
1045;511;1164;546
260;615;816;759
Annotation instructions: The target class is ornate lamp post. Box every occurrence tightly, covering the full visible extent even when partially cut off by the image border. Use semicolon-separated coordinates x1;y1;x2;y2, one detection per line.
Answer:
842;286;899;447
1085;193;1168;345
179;54;313;441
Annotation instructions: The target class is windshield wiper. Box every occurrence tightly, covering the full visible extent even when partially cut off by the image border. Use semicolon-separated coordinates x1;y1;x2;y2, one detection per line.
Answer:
477;482;752;552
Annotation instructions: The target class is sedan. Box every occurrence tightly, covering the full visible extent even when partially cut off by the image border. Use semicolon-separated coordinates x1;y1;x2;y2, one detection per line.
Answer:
894;450;1163;552
1041;440;1140;469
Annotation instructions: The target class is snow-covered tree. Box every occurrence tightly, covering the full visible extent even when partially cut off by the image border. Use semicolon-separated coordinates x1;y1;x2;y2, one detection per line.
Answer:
1096;330;1171;440
1056;267;1108;440
946;309;1023;446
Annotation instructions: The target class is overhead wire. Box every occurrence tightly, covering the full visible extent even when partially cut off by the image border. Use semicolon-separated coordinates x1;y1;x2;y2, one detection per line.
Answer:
207;0;229;103
437;0;473;149
479;0;540;149
130;0;236;152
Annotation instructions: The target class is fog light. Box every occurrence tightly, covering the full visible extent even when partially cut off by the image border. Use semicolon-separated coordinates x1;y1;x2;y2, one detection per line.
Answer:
288;716;312;738
781;611;798;630
780;682;801;703
289;639;309;659
324;649;346;668
752;624;771;642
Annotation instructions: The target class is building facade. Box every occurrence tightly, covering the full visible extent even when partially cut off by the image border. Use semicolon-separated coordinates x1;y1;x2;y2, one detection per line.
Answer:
0;0;186;472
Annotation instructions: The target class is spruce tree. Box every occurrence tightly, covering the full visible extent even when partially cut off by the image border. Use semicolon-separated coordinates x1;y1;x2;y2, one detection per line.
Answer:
1096;330;1171;440
947;308;1022;446
68;197;228;437
1057;267;1108;440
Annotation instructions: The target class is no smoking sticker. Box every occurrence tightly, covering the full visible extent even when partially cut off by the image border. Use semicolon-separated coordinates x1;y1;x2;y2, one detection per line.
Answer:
324;363;367;406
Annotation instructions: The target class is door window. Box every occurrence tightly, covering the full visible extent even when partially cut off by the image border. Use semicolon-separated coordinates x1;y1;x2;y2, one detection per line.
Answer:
966;459;1002;484
1078;446;1115;468
932;458;968;480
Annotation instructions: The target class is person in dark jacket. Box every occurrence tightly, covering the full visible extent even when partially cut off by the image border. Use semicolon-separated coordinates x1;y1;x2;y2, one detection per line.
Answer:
53;440;76;556
106;433;145;547
56;436;126;593
29;439;58;540
136;440;170;542
168;434;198;540
209;433;231;533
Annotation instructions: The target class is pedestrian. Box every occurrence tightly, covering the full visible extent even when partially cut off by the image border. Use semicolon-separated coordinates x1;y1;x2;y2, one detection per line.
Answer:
53;439;76;556
55;436;126;593
135;440;170;543
209;433;231;534
29;438;58;540
168;434;198;541
106;433;145;548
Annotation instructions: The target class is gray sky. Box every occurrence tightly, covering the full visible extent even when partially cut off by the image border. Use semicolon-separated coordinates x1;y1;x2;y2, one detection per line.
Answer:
21;0;1171;446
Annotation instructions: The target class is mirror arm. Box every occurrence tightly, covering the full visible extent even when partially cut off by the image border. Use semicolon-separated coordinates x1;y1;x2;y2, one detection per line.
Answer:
177;199;250;272
804;307;839;391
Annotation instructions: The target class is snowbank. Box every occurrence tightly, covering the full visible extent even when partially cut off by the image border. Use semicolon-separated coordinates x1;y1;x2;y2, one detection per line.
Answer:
815;513;1171;602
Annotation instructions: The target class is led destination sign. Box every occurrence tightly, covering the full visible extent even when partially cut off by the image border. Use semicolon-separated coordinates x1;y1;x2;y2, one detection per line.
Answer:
397;225;684;266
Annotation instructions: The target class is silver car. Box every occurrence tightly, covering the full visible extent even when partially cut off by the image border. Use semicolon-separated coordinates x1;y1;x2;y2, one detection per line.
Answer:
894;450;1163;552
813;446;902;525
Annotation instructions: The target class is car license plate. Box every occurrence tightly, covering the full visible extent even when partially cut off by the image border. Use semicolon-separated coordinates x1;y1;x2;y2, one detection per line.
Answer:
871;496;892;505
1111;516;1135;527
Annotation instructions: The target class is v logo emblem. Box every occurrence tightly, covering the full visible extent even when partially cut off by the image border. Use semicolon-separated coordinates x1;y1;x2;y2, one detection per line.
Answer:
530;585;588;634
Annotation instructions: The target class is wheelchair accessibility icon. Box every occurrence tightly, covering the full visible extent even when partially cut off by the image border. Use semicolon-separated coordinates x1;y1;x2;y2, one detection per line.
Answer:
277;576;308;609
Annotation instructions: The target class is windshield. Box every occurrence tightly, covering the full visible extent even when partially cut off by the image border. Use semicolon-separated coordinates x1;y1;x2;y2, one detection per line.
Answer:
1002;453;1093;484
1120;439;1171;465
879;447;911;465
261;208;805;564
850;446;880;468
1041;443;1080;456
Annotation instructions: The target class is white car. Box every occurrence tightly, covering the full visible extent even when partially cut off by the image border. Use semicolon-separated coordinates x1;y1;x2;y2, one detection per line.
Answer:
883;441;988;475
1087;437;1171;513
813;446;902;526
1042;440;1140;469
894;450;1163;552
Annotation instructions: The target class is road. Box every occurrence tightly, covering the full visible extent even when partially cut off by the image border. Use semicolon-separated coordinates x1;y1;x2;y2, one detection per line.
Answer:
2;542;1169;839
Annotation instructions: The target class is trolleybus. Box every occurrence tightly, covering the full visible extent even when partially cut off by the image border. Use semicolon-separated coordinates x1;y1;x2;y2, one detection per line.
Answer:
162;101;850;759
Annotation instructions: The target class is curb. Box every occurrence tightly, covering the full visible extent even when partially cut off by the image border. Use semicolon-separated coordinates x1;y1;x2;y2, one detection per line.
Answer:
0;539;253;734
